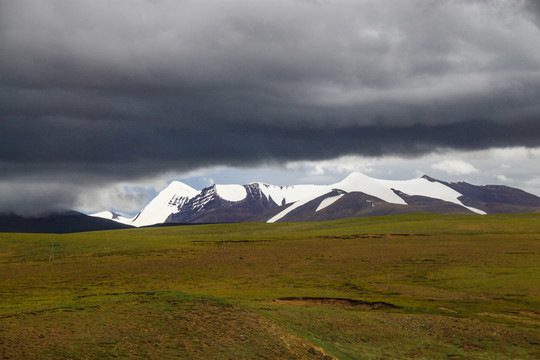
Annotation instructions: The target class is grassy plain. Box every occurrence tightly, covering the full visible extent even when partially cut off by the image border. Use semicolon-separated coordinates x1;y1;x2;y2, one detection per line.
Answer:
0;213;539;359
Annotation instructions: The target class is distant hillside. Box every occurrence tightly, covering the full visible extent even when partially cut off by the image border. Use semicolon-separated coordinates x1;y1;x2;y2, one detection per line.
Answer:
0;211;134;234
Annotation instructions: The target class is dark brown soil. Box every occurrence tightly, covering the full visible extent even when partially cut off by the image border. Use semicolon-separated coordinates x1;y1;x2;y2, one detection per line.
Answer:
275;297;400;310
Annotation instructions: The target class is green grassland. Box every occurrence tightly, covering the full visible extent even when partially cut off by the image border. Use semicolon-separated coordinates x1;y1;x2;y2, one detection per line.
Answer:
1;213;539;359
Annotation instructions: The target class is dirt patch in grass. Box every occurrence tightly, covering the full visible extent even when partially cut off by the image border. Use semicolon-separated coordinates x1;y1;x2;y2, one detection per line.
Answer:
275;297;400;310
191;239;273;245
317;233;428;240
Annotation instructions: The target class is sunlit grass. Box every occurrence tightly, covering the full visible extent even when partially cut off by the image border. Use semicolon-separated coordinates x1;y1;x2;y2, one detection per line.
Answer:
1;213;539;359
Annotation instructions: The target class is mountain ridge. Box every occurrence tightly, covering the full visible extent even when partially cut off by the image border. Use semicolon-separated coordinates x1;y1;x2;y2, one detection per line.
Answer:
91;172;540;227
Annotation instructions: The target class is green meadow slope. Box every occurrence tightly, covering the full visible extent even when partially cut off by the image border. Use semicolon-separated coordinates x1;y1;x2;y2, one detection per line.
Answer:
1;213;539;359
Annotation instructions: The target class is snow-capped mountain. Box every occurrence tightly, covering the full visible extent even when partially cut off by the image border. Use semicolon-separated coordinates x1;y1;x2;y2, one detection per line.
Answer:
167;183;276;223
91;172;540;226
91;181;200;227
267;172;486;223
130;181;200;227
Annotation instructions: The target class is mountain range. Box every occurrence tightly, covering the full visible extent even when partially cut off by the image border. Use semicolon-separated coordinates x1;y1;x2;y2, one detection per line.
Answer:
92;172;540;227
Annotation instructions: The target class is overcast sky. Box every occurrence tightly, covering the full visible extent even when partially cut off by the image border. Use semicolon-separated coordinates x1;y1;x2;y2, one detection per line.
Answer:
1;0;540;215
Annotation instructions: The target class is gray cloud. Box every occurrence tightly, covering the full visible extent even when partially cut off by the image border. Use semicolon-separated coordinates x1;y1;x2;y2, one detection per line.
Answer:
525;0;540;26
1;0;540;214
0;181;78;216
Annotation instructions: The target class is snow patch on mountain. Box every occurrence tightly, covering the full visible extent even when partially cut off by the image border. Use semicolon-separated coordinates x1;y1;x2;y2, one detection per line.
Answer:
90;211;133;225
215;184;247;202
316;194;345;212
380;178;487;215
335;172;407;205
267;187;332;223
253;183;326;206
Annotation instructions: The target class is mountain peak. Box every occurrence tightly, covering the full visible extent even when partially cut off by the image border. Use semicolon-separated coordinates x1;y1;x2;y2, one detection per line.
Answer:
342;171;375;181
165;181;198;195
129;180;200;227
421;175;439;182
334;172;408;205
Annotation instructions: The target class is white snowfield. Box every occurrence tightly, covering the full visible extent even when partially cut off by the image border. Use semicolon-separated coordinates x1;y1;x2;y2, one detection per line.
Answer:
253;182;327;206
266;187;334;223
90;172;486;227
266;172;486;223
377;177;486;215
89;211;133;225
215;184;247;202
316;194;345;212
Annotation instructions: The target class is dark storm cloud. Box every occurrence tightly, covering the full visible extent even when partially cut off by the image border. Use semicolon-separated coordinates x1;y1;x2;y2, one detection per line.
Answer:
525;0;540;26
1;0;540;213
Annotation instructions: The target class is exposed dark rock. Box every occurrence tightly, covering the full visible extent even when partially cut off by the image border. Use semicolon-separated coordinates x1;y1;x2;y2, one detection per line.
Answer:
167;183;278;223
